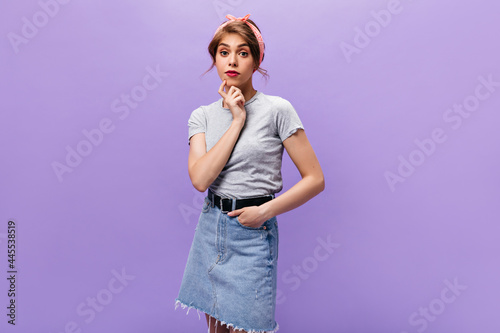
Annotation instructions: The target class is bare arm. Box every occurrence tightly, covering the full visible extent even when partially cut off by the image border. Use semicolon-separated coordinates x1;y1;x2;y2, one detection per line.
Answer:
261;129;325;217
228;129;325;226
188;80;247;192
188;121;243;192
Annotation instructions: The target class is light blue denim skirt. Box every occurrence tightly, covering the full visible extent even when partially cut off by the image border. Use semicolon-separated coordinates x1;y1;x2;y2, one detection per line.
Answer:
175;195;280;333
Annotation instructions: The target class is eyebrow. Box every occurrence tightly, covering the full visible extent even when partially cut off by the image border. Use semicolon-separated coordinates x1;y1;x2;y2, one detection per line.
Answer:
218;43;249;48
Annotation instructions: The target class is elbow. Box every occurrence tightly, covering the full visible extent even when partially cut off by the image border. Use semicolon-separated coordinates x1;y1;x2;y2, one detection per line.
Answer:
304;173;325;195
312;171;325;194
317;175;325;193
191;174;211;192
189;169;209;192
191;180;208;193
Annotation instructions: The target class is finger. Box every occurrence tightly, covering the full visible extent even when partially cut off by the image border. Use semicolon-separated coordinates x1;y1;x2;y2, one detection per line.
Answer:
235;97;245;106
228;86;240;95
231;88;242;97
233;86;242;94
218;80;227;97
227;208;244;216
231;90;243;102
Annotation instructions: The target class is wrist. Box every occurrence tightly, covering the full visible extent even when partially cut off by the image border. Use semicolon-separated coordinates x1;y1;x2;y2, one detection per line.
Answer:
231;117;245;128
259;202;275;221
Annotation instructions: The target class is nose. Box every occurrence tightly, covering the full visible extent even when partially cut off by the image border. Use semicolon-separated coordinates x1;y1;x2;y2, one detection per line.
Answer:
229;53;237;67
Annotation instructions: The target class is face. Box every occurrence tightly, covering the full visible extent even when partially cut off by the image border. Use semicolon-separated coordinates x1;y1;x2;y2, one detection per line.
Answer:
215;33;256;90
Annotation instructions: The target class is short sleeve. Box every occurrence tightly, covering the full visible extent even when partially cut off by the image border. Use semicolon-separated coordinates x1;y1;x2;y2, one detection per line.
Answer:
275;98;304;142
187;107;206;145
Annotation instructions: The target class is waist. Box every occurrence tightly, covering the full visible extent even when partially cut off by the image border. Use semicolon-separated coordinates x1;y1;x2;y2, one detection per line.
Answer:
207;189;274;213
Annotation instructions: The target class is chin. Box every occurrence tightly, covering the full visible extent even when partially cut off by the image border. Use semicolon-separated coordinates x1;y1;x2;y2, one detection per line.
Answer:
224;80;239;87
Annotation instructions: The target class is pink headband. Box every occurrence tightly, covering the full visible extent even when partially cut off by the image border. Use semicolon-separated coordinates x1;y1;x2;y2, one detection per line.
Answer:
213;14;265;66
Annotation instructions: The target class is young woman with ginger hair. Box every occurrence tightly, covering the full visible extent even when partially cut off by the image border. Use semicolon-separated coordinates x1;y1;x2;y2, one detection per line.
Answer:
175;14;324;333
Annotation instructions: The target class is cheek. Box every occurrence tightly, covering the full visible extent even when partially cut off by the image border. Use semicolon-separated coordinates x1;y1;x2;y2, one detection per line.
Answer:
215;58;226;68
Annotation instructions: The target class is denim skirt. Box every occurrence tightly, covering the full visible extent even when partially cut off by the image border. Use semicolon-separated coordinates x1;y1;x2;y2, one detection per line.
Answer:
175;195;280;333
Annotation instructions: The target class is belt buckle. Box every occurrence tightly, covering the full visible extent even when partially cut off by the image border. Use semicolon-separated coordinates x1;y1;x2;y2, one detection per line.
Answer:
220;197;228;214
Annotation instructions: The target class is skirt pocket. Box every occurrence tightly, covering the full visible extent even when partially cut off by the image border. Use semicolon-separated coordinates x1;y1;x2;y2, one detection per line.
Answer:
201;196;211;213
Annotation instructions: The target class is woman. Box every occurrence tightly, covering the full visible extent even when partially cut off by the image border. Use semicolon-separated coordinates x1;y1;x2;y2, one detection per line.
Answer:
175;14;325;333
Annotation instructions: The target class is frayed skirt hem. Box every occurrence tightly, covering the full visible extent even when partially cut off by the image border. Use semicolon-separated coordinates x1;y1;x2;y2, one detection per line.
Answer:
174;299;279;333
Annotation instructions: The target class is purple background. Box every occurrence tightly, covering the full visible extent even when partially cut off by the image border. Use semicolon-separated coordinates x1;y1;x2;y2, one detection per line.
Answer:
1;0;499;332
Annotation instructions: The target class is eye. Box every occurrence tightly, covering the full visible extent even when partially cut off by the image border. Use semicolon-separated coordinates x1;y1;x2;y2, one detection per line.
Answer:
219;50;228;56
240;51;249;57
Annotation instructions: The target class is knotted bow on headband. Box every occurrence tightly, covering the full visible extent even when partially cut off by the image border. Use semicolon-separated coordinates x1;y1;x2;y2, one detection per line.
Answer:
213;14;265;66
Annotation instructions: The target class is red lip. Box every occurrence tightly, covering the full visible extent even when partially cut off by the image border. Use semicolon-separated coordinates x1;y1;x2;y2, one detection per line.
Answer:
226;71;240;77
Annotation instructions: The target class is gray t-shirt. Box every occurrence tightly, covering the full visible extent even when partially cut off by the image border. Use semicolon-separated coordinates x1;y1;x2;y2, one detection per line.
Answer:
188;91;304;198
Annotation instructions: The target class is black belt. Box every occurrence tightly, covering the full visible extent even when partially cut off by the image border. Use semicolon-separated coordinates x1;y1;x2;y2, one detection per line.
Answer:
208;189;274;213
